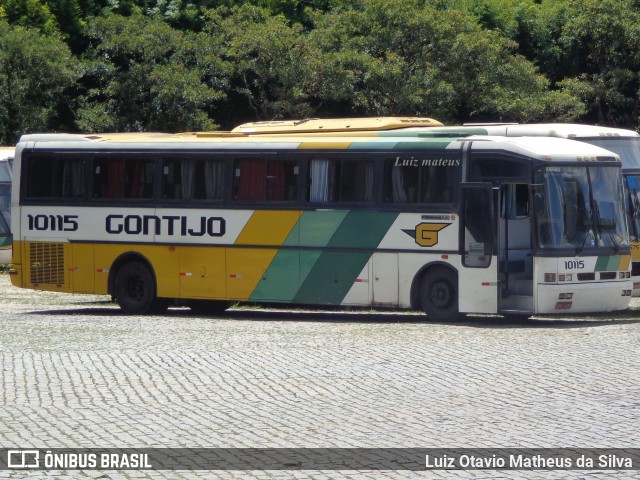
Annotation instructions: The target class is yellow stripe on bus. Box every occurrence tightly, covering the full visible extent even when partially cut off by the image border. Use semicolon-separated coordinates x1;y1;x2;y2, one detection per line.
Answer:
228;210;301;300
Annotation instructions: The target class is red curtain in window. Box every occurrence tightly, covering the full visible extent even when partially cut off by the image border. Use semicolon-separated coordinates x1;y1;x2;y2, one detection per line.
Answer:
266;161;286;200
237;159;266;201
106;159;125;198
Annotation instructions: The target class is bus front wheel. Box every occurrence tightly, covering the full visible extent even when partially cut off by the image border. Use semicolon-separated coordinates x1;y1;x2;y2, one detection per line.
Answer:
114;261;167;314
420;267;460;322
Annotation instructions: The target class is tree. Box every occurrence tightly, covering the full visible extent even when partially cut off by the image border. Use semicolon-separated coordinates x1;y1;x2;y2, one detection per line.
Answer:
77;13;228;132
556;0;640;126
0;20;79;144
204;5;310;124
302;0;583;123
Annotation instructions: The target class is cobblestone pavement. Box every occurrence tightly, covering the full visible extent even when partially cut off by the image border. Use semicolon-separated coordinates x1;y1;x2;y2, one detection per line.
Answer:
0;275;639;479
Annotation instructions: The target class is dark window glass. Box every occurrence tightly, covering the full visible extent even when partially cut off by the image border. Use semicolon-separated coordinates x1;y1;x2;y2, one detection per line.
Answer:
163;158;226;200
471;158;528;181
26;156;85;199
93;158;155;199
463;186;494;268
309;159;374;203
383;157;458;204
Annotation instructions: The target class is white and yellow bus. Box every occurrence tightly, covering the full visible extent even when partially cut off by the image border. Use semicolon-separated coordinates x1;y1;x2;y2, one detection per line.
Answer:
0;147;14;264
9;124;632;319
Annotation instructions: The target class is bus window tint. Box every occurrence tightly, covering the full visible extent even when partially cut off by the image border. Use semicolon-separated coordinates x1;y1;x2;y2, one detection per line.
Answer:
26;156;85;199
93;158;155;199
384;159;455;204
309;159;374;203
163;158;226;200
233;158;298;201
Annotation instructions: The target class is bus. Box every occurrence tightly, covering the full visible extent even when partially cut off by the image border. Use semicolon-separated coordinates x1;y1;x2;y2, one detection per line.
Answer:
9;129;632;320
0;147;13;264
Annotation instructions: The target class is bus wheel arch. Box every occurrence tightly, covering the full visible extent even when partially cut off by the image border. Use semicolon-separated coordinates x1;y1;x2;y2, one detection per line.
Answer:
109;253;169;314
412;263;460;322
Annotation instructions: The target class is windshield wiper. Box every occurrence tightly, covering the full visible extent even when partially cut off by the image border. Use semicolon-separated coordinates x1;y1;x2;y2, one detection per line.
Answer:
575;222;590;256
592;201;620;252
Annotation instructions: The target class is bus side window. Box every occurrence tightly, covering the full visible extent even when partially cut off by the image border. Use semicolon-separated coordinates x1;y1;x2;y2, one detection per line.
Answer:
233;158;298;202
501;184;529;219
93;158;155;199
163;158;227;201
384;158;456;205
309;159;373;203
26;156;85;199
463;186;494;267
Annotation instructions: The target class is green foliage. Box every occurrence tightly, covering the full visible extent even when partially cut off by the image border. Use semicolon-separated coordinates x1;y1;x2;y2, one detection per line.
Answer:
301;0;582;123
205;5;310;122
0;20;79;143
77;13;226;131
2;0;640;134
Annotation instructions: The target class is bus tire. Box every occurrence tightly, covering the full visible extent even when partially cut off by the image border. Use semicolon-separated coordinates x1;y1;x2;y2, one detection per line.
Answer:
420;267;460;322
114;261;163;314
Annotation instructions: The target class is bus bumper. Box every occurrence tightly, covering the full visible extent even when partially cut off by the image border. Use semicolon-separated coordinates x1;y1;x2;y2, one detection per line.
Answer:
632;276;640;297
537;281;632;313
8;264;22;287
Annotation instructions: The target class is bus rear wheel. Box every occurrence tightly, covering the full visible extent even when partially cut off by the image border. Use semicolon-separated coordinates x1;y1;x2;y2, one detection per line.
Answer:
420;267;460;322
114;261;167;314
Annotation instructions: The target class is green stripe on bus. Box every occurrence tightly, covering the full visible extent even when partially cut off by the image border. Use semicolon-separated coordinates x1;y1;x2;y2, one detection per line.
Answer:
292;211;398;305
249;211;349;301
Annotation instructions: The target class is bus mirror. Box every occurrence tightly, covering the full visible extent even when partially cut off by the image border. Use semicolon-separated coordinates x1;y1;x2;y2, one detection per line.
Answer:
533;193;545;215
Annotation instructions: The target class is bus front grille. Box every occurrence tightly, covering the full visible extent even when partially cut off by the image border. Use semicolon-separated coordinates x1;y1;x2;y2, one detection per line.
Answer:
29;242;65;285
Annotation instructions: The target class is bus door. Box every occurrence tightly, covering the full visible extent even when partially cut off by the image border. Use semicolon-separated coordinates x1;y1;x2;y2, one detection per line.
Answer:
459;183;498;313
497;184;534;314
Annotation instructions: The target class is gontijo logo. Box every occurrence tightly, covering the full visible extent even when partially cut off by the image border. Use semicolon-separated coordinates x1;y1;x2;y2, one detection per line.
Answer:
403;222;451;247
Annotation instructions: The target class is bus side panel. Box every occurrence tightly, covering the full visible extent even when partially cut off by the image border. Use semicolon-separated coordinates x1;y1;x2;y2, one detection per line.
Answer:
179;246;227;300
70;243;95;293
249;249;300;302
340;253;398;307
227;209;301;301
341;261;372;306
226;247;279;300
371;253;399;306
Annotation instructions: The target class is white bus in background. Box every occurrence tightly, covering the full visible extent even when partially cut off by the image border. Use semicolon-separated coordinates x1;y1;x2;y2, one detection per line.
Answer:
0;147;13;264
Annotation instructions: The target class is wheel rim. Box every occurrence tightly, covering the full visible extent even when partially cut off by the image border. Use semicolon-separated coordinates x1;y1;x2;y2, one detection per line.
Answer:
125;275;145;303
430;280;452;309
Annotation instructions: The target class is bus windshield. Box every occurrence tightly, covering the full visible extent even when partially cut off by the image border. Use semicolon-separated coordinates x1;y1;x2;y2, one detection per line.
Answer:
580;137;640;169
535;166;628;250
